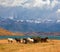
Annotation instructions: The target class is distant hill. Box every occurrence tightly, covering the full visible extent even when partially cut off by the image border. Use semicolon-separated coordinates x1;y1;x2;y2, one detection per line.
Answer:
25;32;60;36
0;28;60;36
0;28;24;36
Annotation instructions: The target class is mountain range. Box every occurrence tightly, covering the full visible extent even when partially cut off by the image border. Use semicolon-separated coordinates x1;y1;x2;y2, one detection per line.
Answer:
0;17;60;32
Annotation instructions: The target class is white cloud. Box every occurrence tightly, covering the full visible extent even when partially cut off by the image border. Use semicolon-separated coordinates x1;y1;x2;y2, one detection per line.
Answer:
8;16;14;20
12;0;27;6
0;0;60;9
0;0;27;6
57;20;60;23
33;0;50;7
0;0;14;6
56;9;60;20
51;0;60;8
23;0;51;8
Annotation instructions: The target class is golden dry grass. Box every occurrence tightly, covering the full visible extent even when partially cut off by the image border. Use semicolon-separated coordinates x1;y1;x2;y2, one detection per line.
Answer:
0;39;60;52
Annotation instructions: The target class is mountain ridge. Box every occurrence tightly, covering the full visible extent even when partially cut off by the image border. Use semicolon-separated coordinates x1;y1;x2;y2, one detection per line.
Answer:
0;18;60;32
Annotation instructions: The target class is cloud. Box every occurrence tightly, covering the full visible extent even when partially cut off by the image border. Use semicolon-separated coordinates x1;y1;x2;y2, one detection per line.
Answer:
0;0;14;6
8;16;14;19
0;0;60;9
22;0;60;9
0;0;27;6
56;9;60;20
51;0;60;8
33;0;50;7
22;0;51;8
12;0;27;6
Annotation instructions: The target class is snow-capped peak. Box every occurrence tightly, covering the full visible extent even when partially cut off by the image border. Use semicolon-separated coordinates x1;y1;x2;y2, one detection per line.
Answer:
56;20;60;23
57;9;60;13
8;16;14;20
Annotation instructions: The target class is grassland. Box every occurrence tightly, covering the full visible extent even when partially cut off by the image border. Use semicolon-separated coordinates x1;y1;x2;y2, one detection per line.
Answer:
0;39;60;52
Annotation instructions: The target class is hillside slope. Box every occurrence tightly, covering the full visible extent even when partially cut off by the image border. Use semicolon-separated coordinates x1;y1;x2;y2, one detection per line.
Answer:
0;28;24;36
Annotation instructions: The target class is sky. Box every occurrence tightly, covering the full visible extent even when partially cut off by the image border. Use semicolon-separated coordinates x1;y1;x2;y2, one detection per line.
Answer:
0;0;60;20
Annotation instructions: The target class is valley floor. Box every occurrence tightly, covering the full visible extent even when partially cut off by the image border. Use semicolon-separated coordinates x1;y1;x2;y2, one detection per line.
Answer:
0;39;60;52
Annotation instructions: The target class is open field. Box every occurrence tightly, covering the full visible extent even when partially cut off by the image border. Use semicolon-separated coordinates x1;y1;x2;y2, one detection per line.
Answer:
0;39;60;52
